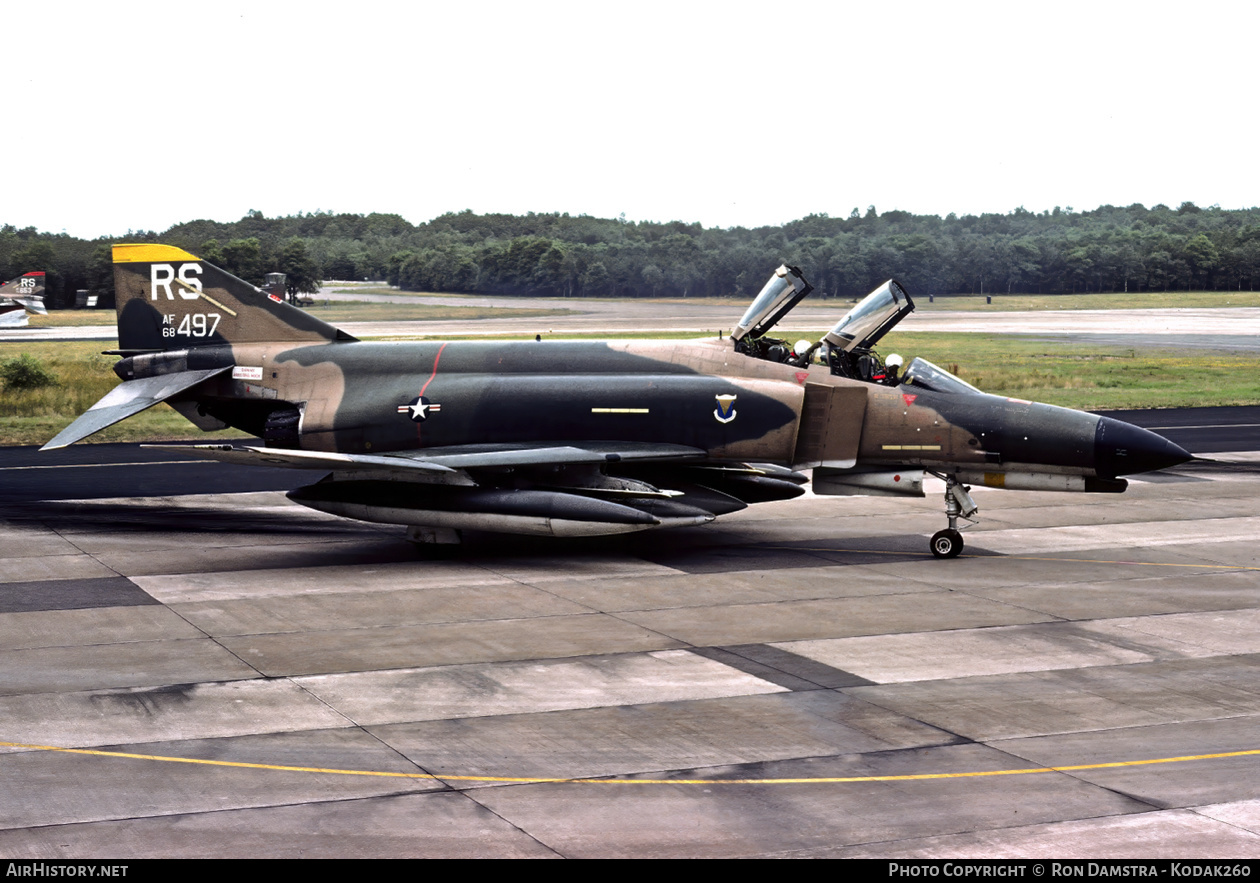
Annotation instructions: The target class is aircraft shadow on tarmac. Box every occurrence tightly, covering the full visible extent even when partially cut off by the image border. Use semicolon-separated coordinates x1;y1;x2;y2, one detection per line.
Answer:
7;496;965;571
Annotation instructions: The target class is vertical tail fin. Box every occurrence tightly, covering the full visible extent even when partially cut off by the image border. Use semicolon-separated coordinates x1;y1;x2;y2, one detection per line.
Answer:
113;244;355;352
0;271;47;323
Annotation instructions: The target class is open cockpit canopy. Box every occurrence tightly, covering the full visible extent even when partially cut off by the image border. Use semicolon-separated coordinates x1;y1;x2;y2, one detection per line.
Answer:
822;280;914;353
730;270;982;394
731;265;812;343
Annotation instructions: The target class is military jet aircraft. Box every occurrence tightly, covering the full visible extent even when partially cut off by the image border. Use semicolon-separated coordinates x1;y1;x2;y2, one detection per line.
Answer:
0;271;48;327
43;245;1190;558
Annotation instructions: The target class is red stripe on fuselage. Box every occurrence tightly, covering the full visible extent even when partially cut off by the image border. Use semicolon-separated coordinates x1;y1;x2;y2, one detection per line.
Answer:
415;342;448;443
419;342;447;396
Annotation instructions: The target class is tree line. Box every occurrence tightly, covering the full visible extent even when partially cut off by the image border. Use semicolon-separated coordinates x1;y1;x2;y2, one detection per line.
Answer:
5;202;1260;308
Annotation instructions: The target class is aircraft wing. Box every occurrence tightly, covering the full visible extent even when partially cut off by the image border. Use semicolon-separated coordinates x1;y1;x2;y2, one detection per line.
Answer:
42;367;233;450
144;440;707;479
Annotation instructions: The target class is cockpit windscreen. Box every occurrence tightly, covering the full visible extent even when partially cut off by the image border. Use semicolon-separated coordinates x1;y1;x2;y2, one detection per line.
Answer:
900;357;982;395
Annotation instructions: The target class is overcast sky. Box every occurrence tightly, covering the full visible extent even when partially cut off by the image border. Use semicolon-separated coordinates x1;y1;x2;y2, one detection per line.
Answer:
8;1;1256;239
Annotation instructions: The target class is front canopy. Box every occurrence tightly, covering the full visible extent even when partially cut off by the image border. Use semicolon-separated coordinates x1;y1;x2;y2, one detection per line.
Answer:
730;265;812;342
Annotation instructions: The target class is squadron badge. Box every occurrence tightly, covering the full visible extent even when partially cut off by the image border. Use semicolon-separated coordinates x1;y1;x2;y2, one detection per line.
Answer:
397;396;442;422
713;394;737;424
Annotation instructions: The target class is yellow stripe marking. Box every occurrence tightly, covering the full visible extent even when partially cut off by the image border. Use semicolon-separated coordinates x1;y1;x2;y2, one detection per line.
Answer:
112;244;201;264
1;740;1256;785
769;545;1260;571
1001;554;1260;571
192;289;238;317
591;408;649;414
169;279;239;317
881;445;941;451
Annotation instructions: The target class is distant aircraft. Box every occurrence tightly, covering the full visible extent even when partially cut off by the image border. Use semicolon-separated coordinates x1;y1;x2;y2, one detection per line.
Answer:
0;271;48;326
43;245;1190;558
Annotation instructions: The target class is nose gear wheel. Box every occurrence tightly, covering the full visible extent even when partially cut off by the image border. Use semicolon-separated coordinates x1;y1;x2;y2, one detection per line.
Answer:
927;473;977;559
931;528;963;559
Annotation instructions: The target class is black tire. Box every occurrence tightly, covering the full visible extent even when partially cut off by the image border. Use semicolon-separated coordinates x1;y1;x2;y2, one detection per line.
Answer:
930;528;963;559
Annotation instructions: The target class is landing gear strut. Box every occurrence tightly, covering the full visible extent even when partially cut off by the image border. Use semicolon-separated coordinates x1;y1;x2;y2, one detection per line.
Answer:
929;474;977;559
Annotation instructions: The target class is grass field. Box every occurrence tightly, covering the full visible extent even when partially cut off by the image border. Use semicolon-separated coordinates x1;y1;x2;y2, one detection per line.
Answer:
879;332;1260;410
2;329;1257;446
0;341;244;446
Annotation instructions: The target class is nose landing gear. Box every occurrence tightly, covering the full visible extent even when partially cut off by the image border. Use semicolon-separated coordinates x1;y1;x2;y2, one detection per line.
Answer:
929;474;978;559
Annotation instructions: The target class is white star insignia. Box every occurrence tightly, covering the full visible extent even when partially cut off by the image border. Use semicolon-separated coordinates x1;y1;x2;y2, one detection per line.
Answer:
397;396;442;422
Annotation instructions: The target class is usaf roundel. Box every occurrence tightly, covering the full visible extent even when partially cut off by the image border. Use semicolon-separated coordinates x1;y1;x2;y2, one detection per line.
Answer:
397;396;442;422
714;393;737;424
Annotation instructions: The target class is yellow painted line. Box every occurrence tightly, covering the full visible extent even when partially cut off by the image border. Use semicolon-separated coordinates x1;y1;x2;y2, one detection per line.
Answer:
2;740;1257;785
770;545;1260;572
1000;554;1260;571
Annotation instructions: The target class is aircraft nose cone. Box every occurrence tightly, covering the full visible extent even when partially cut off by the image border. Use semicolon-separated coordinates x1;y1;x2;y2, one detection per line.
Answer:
1094;416;1192;477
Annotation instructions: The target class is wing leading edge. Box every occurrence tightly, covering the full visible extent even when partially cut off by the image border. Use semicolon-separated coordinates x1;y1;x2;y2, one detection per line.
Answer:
144;440;707;474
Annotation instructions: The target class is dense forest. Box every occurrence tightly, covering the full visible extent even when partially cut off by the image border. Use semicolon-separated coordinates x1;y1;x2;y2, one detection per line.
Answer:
5;202;1260;308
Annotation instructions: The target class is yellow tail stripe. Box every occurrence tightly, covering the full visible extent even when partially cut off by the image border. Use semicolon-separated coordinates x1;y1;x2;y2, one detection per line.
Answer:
112;244;202;264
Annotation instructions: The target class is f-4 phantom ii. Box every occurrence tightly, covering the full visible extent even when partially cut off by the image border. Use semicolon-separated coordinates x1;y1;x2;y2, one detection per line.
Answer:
44;245;1190;558
0;271;48;327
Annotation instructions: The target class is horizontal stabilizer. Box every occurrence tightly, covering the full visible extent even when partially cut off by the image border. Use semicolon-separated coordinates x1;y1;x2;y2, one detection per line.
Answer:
41;367;230;450
10;296;47;315
3;294;47;314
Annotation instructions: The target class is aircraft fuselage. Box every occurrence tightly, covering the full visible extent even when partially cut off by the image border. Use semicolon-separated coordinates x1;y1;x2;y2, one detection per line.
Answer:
116;337;1170;485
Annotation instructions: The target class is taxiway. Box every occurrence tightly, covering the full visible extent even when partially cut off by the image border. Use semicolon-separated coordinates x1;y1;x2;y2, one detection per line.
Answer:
0;416;1258;857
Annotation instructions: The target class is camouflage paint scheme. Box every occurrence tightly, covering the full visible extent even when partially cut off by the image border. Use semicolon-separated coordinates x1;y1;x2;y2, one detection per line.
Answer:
44;245;1190;554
